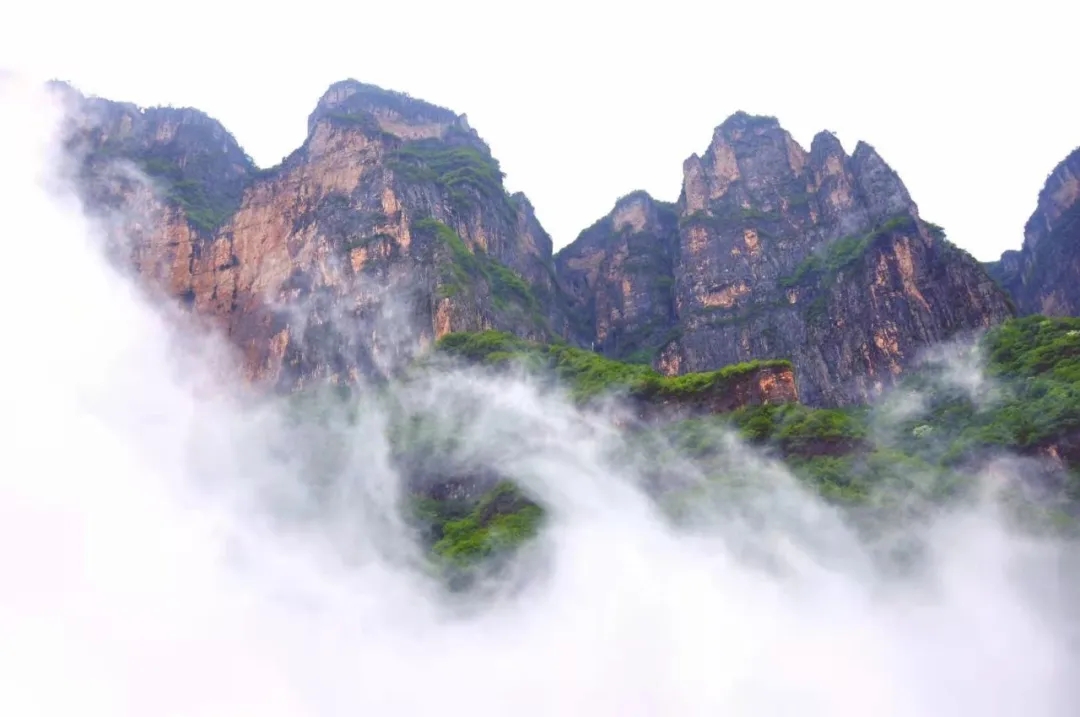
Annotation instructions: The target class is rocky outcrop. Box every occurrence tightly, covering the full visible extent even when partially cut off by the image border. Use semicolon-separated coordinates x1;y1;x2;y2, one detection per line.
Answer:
557;112;1013;405
985;147;1080;316
64;79;570;389
554;190;678;360
631;361;798;423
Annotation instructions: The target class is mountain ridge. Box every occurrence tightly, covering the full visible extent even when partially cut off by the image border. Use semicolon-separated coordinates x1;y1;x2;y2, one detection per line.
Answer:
557;109;1011;405
57;78;1047;407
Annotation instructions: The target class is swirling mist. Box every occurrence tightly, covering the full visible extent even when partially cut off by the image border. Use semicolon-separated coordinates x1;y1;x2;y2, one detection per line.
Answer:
0;75;1077;717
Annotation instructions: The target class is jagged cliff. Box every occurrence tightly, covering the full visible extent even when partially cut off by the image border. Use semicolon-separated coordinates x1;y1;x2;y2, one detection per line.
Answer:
986;147;1080;316
63;79;569;389
62;81;1018;406
557;113;1013;405
554;190;679;362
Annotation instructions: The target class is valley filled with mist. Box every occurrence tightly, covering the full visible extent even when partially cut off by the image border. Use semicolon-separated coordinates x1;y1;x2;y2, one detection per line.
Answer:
2;75;1080;716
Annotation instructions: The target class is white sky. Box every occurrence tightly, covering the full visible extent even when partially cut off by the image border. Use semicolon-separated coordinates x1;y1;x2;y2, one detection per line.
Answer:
3;0;1077;259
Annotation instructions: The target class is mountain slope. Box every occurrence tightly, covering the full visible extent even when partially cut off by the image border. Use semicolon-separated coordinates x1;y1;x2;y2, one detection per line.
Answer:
557;113;1013;405
986;147;1080;316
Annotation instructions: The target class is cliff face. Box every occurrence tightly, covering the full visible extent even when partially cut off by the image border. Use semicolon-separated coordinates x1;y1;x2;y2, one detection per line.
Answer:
62;80;1016;406
555;191;679;360
986;147;1080;316
556;113;1013;405
65;80;569;389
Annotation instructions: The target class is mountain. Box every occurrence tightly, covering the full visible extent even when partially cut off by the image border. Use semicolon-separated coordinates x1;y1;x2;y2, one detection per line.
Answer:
63;81;1013;407
554;190;680;362
62;79;571;390
38;78;1080;576
556;113;1013;405
985;147;1080;316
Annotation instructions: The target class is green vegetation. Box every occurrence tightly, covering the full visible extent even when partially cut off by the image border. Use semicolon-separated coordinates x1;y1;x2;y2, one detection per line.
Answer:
436;329;792;404
779;214;916;289
85;117;254;236
646;317;1080;527
436;329;656;401
634;359;793;400
914;316;1080;460
924;220;946;241
740;206;781;221
985;316;1080;381
729;402;868;450
389;139;516;223
412;219;544;324
139;156;242;233
294;315;1080;581
325;80;456;123
425;483;544;566
325;111;384;135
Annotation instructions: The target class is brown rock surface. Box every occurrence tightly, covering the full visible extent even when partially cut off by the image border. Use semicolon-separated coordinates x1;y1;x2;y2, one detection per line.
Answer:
65;79;570;389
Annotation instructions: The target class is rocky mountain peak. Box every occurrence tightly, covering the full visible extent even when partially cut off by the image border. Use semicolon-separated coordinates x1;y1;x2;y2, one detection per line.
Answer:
848;140;916;222
571;111;1010;404
611;190;663;233
809;130;846;158
1024;146;1080;252
62;79;1016;407
986;146;1080;316
713;111;783;139
306;79;472;142
682;112;810;215
60;83;254;236
555;190;679;359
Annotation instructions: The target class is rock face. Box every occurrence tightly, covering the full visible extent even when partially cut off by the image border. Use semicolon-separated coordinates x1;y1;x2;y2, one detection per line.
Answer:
63;80;1015;407
985;147;1080;316
557;113;1013;405
64;79;569;389
555;190;678;361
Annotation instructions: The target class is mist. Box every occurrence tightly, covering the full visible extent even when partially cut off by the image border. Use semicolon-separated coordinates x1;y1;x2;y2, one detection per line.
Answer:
1;75;1078;716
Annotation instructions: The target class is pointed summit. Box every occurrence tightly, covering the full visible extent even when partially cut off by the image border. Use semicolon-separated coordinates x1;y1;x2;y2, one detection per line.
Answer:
849;140;917;221
985;146;1080;316
307;79;472;140
714;111;782;137
809;130;846;158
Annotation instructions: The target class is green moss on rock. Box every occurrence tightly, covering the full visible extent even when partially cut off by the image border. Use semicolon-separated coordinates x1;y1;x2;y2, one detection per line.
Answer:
435;330;792;404
779;214;916;289
390;139;517;223
412;219;545;327
430;483;544;566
